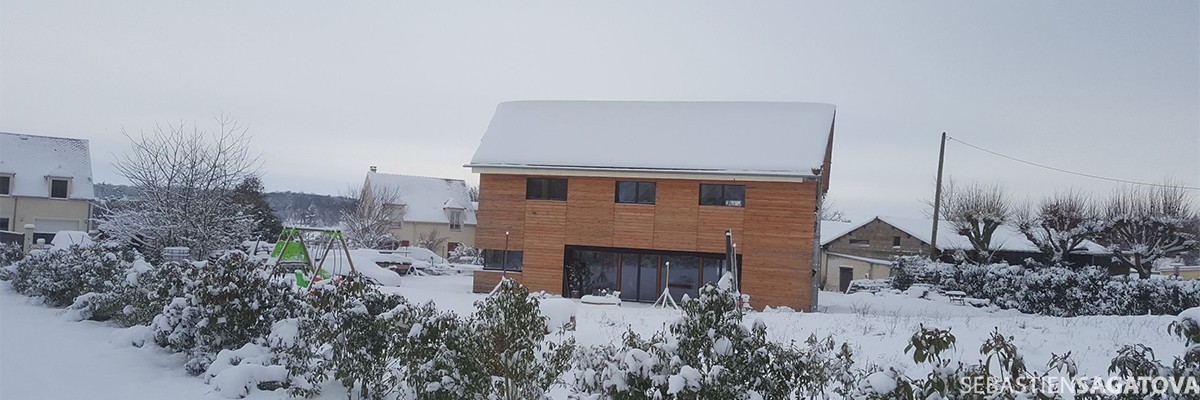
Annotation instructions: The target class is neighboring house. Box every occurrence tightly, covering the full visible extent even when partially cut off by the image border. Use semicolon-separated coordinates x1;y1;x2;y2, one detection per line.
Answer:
363;170;477;258
818;215;1113;292
466;100;836;311
0;132;95;249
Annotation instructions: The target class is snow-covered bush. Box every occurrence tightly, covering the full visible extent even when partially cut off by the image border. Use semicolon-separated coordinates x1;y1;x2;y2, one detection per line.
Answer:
1105;308;1200;399
153;251;304;375
9;243;129;307
0;241;23;268
471;278;575;399
278;273;411;399
891;258;1200;316
71;259;194;326
573;274;857;398
448;244;481;264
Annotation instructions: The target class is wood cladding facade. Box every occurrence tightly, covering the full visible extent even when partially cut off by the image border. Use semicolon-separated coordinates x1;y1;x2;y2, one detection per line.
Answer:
475;173;820;310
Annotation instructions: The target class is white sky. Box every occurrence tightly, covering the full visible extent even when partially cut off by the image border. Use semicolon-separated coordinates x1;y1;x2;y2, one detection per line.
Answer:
1;1;1197;222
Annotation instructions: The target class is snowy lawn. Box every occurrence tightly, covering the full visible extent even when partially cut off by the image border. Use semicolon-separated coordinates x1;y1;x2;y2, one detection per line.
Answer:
1;275;1188;399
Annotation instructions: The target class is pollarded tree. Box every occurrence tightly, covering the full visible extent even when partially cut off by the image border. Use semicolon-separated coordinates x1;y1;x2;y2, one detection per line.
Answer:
938;180;1013;264
342;181;404;249
1014;190;1103;266
1096;184;1197;279
100;116;260;261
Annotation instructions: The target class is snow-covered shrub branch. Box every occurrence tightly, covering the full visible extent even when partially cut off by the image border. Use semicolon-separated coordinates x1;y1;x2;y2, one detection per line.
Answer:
7;243;131;307
892;257;1200;316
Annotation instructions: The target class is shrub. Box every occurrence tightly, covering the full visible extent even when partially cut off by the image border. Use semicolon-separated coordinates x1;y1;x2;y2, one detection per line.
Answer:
891;258;1200;316
152;251;303;374
70;259;194;326
9;244;129;307
572;274;857;398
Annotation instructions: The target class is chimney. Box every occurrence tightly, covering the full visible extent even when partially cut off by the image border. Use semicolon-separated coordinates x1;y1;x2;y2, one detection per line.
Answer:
370;166;378;172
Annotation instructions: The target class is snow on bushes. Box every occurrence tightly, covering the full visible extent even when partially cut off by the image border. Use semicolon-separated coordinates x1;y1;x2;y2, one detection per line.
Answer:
891;256;1200;316
572;274;858;399
152;251;305;374
279;276;574;400
8;243;130;307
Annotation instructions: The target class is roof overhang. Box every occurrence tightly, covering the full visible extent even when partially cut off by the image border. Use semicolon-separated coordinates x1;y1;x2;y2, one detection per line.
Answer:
466;164;816;183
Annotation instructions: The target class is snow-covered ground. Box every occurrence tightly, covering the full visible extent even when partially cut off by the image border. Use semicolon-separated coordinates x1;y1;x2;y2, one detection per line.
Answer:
0;275;1187;399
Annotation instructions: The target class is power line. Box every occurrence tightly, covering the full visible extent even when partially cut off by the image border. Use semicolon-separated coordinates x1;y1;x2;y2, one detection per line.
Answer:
944;135;1200;191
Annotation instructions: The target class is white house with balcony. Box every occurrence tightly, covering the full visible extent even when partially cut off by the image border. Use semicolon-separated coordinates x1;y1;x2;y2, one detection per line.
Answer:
362;169;476;257
0;132;95;248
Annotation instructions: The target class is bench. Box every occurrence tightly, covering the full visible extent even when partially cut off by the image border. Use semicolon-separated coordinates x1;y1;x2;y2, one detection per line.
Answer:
945;290;967;305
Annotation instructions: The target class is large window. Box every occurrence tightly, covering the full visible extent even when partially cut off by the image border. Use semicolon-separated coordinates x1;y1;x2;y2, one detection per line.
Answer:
699;184;745;207
526;178;567;201
50;179;68;199
615;181;655;204
482;249;523;271
0;175;10;195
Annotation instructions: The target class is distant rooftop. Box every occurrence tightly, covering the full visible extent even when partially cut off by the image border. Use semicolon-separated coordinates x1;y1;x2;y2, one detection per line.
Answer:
364;172;476;225
0;132;95;200
468;100;836;178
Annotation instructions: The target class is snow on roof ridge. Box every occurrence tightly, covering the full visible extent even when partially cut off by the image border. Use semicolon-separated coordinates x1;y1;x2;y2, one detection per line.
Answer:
470;100;836;177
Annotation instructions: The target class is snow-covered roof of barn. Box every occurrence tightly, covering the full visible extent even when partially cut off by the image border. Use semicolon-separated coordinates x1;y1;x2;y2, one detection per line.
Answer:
364;172;477;225
876;215;1109;254
0;132;95;200
467;101;836;178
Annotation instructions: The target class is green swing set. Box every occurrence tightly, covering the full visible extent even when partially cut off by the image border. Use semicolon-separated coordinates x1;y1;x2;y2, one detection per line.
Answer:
270;226;357;288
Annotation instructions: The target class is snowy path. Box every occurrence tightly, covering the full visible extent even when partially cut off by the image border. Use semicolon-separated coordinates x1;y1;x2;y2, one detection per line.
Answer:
0;282;219;400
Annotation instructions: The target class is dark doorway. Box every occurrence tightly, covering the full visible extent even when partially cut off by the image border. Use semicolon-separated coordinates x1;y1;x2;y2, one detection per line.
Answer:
838;267;853;293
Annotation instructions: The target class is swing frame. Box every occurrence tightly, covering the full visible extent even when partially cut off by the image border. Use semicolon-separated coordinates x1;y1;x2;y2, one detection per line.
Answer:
270;226;358;284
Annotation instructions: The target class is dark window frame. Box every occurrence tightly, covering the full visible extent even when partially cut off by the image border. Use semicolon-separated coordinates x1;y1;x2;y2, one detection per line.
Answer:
615;181;656;205
0;175;10;195
0;217;8;231
892;236;902;248
698;184;745;207
526;178;568;201
49;179;69;199
482;248;524;272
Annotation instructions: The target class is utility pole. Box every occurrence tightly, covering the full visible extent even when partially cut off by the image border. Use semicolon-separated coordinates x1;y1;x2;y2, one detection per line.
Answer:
930;132;947;259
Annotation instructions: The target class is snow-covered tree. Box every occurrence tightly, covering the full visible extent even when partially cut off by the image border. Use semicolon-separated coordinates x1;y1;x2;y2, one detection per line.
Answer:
101;116;260;261
1014;190;1103;266
472;279;574;399
342;181;404;249
417;228;448;253
938;180;1013;263
1096;184;1198;279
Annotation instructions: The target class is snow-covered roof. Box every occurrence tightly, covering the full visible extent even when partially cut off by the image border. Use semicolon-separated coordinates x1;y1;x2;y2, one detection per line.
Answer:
819;220;859;246
0;132;95;200
875;215;1109;254
364;172;477;225
468;101;836;178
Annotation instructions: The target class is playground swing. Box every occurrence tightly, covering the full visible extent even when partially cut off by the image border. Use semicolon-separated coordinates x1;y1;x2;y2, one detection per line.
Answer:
270;227;357;288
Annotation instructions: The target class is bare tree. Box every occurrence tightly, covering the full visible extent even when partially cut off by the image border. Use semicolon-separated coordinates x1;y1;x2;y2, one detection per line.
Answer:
467;185;480;202
100;116;260;260
817;196;850;222
417;228;448;253
1095;183;1197;278
938;179;1013;263
341;181;404;249
1014;190;1103;266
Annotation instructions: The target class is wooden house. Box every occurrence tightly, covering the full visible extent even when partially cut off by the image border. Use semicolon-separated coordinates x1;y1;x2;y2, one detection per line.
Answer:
466;101;836;311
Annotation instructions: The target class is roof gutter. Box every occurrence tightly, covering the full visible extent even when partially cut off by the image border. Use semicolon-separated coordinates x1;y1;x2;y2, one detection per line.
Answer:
465;164;817;183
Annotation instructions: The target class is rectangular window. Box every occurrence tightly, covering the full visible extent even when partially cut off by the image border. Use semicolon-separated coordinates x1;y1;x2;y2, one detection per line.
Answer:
699;184;745;207
892;236;902;248
850;239;870;247
0;176;10;195
615;181;655;204
448;210;464;231
50;179;68;199
526;178;567;201
0;217;8;231
482;249;523;271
